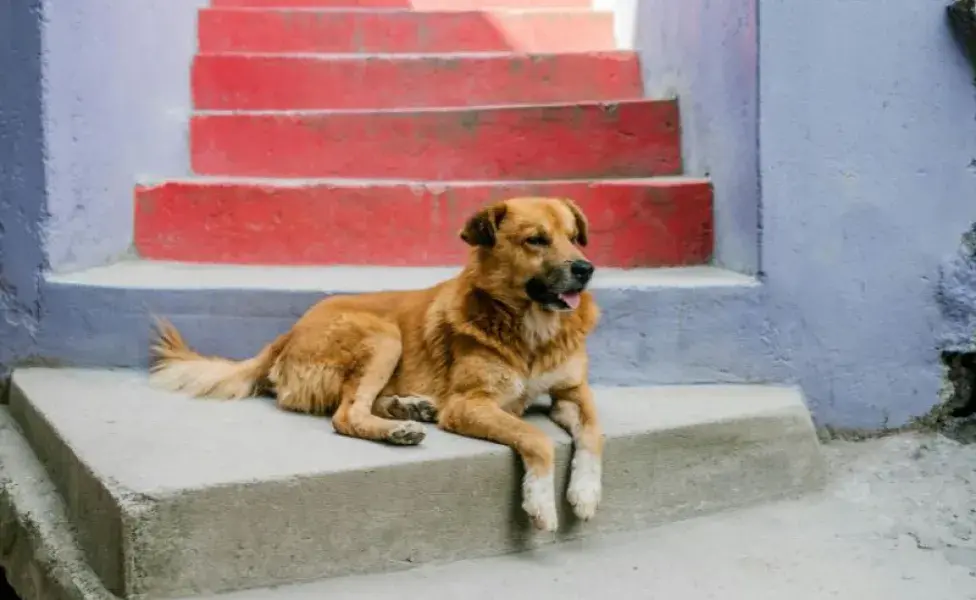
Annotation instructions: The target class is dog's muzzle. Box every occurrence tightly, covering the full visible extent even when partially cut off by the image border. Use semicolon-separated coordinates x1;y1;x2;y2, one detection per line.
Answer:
526;259;595;311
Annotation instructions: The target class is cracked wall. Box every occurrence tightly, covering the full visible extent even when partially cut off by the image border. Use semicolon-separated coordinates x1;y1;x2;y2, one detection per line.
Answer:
934;223;976;439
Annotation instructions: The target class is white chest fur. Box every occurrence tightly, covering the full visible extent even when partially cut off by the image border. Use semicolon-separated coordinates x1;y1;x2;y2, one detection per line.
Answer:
500;354;586;413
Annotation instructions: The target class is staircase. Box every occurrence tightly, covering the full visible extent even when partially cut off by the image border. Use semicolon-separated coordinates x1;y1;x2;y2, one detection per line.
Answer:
4;1;825;599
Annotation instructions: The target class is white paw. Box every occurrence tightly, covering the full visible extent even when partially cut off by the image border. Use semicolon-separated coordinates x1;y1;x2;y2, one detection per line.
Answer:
567;449;602;521
522;470;558;532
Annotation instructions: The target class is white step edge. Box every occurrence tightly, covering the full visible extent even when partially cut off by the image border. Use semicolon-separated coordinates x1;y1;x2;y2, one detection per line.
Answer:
46;261;758;293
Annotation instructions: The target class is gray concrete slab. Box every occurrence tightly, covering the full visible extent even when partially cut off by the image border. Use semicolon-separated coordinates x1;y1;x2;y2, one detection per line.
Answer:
0;407;114;600
34;261;779;387
10;368;823;599
207;434;976;600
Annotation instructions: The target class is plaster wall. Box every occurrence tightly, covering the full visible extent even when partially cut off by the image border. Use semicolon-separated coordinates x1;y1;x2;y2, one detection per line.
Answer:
759;0;976;427
41;0;206;273
610;0;760;275
0;0;47;373
626;0;976;426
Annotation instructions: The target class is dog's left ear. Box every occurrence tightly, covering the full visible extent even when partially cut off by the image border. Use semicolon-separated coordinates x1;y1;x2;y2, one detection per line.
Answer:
460;202;508;247
562;198;589;247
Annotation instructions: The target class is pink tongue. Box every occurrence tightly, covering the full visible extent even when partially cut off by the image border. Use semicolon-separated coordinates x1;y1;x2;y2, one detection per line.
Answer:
559;292;582;309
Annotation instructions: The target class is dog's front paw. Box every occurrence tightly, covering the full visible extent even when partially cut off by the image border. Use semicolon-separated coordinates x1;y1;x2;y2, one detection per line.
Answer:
399;395;438;423
387;421;426;446
567;449;602;521
522;470;558;532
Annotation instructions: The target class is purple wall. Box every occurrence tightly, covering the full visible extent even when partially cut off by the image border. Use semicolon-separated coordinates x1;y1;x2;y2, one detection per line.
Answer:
0;0;47;375
758;0;976;426
41;0;206;273
620;0;760;275
631;0;976;426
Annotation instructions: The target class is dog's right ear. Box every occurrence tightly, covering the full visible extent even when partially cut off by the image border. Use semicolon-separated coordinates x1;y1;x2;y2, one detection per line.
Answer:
459;202;508;247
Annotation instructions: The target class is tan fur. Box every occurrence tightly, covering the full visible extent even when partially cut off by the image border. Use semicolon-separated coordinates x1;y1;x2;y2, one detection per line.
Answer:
150;197;604;529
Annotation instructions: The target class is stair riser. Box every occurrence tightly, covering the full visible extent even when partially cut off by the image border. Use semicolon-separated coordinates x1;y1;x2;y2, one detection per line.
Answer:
34;280;777;386
10;377;824;598
133;180;712;267
198;9;616;54
192;53;643;111
190;101;681;179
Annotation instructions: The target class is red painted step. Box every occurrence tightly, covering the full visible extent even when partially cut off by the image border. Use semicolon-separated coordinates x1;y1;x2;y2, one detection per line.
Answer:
191;100;681;179
211;0;593;9
134;178;713;267
198;8;615;54
193;52;643;110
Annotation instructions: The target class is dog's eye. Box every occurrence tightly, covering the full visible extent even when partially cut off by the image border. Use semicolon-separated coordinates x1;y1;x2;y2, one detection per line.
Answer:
525;235;550;247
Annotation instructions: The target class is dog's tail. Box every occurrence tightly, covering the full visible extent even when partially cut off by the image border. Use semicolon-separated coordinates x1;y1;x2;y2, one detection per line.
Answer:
149;318;286;400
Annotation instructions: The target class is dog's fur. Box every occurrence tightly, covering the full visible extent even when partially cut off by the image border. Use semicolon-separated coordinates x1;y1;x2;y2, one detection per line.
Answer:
150;196;603;531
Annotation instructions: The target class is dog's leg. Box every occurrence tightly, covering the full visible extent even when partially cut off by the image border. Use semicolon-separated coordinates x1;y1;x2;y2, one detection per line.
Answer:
373;395;438;423
439;397;558;532
332;335;426;446
550;383;603;521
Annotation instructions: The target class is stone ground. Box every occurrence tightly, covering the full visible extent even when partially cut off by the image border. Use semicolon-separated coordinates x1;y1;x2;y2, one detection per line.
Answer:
212;433;976;600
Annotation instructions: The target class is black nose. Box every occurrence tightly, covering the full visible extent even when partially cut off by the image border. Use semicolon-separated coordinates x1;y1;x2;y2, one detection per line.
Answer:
570;260;595;283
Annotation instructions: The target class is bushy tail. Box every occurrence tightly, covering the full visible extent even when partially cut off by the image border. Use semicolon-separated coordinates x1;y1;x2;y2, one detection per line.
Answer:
149;318;285;400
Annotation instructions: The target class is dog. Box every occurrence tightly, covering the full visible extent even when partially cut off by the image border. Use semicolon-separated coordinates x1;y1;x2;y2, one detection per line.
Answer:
149;196;603;531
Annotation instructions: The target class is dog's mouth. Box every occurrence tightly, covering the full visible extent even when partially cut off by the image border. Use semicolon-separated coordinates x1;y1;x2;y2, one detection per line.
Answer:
525;278;586;312
555;291;582;310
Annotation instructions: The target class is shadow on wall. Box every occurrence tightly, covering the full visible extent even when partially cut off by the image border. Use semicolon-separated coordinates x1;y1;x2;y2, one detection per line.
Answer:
0;0;47;379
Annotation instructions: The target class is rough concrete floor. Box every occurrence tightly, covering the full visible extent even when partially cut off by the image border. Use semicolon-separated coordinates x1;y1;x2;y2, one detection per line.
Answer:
215;433;976;600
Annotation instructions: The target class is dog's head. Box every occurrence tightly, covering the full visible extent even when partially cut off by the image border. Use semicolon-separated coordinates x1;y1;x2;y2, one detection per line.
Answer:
460;197;593;312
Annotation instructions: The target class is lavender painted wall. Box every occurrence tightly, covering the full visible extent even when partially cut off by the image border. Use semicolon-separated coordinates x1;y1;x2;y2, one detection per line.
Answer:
759;0;976;427
0;0;47;373
616;0;760;275
629;0;976;426
41;0;206;273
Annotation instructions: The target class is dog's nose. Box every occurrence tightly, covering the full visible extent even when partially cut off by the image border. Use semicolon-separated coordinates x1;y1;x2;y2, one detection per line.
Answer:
570;260;595;283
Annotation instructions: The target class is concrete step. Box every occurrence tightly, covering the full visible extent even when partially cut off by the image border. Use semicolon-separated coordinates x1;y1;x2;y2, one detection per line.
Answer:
191;51;643;110
212;0;595;9
9;369;825;598
198;8;617;54
133;177;712;267
34;262;777;384
189;99;679;179
0;407;115;600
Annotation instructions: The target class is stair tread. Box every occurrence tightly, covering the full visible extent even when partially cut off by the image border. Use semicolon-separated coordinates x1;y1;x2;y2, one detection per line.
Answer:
192;96;661;115
10;367;823;596
12;368;807;495
211;0;595;9
203;6;606;12
136;175;709;186
195;49;631;58
48;261;756;292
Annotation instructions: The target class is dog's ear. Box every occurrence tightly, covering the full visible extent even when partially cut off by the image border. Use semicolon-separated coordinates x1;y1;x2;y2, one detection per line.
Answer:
562;198;589;247
460;202;508;247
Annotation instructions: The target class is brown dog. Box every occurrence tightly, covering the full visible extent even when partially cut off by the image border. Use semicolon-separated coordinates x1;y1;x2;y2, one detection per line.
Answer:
150;196;603;531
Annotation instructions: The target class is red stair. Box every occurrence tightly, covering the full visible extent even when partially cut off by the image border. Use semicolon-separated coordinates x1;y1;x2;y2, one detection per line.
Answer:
134;0;714;268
